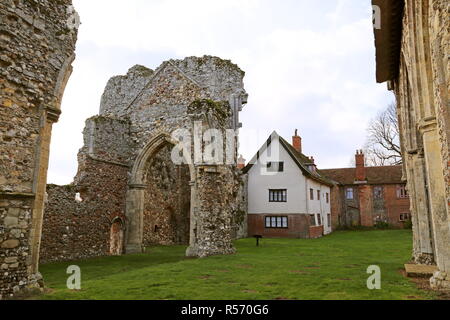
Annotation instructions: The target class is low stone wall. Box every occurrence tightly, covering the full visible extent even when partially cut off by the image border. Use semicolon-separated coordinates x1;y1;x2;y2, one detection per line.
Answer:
40;185;109;263
41;159;128;263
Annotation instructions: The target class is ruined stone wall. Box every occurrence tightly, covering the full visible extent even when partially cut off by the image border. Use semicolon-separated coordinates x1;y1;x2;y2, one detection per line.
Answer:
187;165;237;257
0;0;78;298
233;173;248;239
41;155;129;262
393;0;450;289
42;55;247;262
170;57;246;102
40;111;131;263
78;116;134;165
41;184;109;263
100;65;154;117
429;0;449;214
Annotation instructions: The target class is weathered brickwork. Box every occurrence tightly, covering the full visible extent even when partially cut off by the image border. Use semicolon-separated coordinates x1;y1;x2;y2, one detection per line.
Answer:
247;214;312;239
372;0;449;289
322;153;410;229
42;56;248;263
309;225;324;239
329;185;343;229
41;157;129;263
0;0;78;298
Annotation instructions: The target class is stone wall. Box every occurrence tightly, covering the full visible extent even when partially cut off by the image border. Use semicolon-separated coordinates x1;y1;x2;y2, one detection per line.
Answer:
41;156;129;262
100;65;154;117
233;172;248;239
391;0;450;289
41;55;248;263
41;185;110;263
0;0;78;298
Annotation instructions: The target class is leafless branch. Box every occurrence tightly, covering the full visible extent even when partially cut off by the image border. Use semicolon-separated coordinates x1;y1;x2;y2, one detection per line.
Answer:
364;103;402;166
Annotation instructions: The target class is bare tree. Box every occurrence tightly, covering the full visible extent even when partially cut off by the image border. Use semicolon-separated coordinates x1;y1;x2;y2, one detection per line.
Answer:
364;103;402;166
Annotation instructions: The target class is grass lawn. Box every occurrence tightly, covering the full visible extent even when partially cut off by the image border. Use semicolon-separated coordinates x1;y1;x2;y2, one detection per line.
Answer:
37;230;436;300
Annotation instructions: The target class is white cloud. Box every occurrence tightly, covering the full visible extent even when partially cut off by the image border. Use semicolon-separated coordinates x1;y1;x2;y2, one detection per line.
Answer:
48;0;393;184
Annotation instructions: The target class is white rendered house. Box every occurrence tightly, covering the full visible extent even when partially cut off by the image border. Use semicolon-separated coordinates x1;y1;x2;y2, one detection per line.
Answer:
243;131;333;238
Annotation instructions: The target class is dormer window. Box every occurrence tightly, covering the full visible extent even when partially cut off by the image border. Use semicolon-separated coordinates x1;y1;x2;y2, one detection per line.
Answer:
267;161;284;172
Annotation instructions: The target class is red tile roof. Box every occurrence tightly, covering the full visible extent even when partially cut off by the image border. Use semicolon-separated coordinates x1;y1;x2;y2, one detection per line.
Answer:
320;165;404;185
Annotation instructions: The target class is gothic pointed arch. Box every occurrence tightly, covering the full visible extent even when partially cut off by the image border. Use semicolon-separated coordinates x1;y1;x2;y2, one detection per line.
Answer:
125;132;195;253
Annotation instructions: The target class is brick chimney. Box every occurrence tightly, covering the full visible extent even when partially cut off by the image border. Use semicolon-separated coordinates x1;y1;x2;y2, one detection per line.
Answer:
292;129;302;153
355;150;366;181
237;155;246;170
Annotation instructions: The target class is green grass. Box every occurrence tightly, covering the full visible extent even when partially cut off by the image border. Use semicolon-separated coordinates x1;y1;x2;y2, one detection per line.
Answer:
37;230;436;300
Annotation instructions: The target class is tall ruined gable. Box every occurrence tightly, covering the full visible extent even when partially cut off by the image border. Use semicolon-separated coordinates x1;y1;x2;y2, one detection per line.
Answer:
41;55;247;266
171;56;246;101
100;65;154;117
131;62;205;113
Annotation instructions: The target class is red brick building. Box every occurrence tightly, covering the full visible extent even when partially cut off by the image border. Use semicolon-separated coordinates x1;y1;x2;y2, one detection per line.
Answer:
321;151;411;229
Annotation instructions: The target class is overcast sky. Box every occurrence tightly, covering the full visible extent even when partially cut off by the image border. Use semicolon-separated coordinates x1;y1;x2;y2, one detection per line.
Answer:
48;0;394;185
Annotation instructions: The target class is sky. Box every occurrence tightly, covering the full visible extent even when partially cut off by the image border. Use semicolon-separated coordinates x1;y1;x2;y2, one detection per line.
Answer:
48;0;395;185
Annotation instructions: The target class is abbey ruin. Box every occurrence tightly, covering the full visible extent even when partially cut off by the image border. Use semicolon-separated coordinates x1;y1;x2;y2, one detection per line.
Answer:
41;56;248;263
0;0;248;299
372;0;449;289
1;0;449;301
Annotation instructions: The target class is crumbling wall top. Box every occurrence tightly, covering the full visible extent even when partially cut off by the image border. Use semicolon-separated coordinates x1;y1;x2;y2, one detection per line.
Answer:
170;55;246;101
98;55;246;118
100;65;154;116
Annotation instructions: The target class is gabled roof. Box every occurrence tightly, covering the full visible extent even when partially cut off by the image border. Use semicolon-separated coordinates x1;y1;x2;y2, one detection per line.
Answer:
320;165;404;185
243;131;334;187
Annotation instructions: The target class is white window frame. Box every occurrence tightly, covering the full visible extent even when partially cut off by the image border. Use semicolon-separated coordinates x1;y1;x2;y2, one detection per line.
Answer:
346;188;354;200
269;189;287;202
265;216;288;228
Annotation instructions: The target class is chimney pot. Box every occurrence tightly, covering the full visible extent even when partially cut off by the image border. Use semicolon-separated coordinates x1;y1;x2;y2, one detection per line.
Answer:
355;150;366;181
292;129;302;153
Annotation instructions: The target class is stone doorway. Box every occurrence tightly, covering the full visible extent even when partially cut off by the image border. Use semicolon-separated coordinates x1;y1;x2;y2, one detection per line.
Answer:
143;144;191;246
124;133;195;254
110;218;124;256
